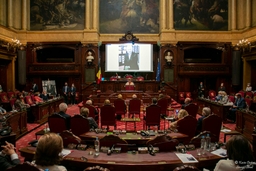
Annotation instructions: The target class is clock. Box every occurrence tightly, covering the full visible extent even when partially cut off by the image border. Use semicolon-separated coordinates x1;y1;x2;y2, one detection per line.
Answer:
125;34;133;41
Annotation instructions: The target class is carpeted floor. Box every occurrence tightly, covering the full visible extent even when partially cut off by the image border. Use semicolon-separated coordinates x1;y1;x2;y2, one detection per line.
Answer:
16;104;236;162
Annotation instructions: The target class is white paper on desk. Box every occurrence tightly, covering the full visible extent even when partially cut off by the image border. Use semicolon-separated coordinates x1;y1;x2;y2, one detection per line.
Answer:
175;153;198;163
221;129;231;133
60;149;72;157
211;148;227;158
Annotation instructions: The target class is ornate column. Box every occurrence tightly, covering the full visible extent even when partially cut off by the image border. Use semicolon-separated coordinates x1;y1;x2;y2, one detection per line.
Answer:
168;0;174;30
21;0;27;30
85;0;91;29
92;0;98;30
230;0;237;30
0;0;7;26
160;0;167;30
245;0;251;28
7;0;13;28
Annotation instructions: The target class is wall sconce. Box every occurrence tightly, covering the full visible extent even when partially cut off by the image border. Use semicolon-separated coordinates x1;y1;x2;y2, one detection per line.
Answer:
86;51;94;65
237;39;250;53
165;51;173;65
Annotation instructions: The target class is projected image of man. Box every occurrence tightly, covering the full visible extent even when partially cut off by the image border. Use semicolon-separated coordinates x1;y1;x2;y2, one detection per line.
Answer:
124;45;139;70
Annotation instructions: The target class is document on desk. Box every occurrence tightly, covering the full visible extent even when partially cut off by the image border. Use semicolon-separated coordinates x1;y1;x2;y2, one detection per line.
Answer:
61;149;72;157
211;148;227;158
175;153;198;163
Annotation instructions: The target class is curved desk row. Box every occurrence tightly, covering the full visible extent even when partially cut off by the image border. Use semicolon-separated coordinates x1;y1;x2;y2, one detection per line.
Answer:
19;147;223;171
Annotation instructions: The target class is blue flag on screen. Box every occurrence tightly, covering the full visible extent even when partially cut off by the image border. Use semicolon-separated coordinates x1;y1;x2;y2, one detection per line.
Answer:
156;59;160;81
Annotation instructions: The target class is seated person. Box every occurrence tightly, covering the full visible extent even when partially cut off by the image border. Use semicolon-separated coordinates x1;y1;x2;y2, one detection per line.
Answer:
181;98;191;109
197;107;211;133
144;98;158;120
228;93;246;122
219;91;228;104
40;90;48;101
33;133;67;171
85;100;99;121
34;93;44;103
124;78;135;90
58;103;71;129
218;82;226;92
80;107;98;129
15;94;30;111
0;104;7;115
158;93;165;100
169;109;188;131
103;99;112;106
0;141;20;171
115;94;127;120
245;83;252;92
214;135;255;171
215;91;223;102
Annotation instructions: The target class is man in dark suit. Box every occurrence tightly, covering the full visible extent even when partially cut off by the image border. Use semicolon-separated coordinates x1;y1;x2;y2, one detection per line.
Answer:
0;141;20;171
228;93;246;122
70;83;76;105
58;102;71;129
124;46;139;70
31;82;38;93
62;82;70;104
197;107;211;133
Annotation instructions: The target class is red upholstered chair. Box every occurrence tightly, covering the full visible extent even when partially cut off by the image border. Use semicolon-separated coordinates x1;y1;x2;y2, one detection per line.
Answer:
245;91;253;98
185;92;192;100
129;98;141;117
136;76;144;81
110;76;117;81
245;98;252;108
9;98;16;109
0;92;9;103
125;85;135;90
177;115;197;144
25;96;34;106
70;115;90;136
157;98;168;116
30;94;35;102
83;104;97;120
48;114;67;133
202;114;222;143
208;90;216;100
7;91;15;99
238;90;245;98
144;105;161;130
114;98;127;117
100;105;116;129
253;93;256;103
229;95;235;103
184;103;198;118
178;92;185;103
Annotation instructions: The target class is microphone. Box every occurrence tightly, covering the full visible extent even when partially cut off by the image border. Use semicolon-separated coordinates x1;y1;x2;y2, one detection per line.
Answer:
148;144;155;156
107;144;115;155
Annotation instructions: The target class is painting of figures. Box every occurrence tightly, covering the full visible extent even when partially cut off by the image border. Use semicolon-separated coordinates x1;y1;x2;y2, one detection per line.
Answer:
42;79;57;96
174;0;228;30
100;0;159;33
30;0;85;30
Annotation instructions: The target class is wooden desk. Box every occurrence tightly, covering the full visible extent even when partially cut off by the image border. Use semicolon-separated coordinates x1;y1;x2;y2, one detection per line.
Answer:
19;147;223;171
80;131;188;145
31;97;64;124
120;118;141;131
197;98;232;122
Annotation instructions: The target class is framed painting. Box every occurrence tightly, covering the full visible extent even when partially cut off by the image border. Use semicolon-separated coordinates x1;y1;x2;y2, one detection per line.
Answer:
42;80;57;96
174;0;228;30
100;0;159;33
30;0;85;30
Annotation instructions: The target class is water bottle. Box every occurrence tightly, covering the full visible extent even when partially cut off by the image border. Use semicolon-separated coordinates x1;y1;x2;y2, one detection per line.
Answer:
201;136;206;154
94;137;100;154
205;134;211;151
44;169;49;171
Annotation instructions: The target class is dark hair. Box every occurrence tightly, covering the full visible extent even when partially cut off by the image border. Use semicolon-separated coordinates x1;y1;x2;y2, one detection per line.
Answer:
152;98;158;104
226;135;255;168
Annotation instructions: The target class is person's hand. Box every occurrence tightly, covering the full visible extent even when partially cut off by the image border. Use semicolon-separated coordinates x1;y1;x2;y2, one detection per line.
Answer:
1;141;16;155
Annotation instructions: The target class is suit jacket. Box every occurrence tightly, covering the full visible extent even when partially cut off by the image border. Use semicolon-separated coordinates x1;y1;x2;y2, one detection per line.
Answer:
62;86;70;95
0;155;20;171
87;117;98;129
234;97;246;109
58;111;71;129
32;84;38;93
197;115;207;132
70;87;76;96
124;52;139;70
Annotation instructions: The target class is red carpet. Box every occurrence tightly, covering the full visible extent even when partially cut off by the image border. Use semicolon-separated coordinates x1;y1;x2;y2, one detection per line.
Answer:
16;104;236;162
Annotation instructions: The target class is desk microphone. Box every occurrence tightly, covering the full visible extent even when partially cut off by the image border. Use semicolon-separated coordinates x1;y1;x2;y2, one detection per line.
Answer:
148;144;155;156
107;144;115;156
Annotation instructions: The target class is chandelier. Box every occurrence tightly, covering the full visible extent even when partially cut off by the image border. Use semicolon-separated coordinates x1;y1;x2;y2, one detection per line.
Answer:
236;39;250;52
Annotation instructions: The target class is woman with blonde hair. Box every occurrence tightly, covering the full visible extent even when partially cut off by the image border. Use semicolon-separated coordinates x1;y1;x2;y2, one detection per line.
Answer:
34;133;67;171
169;109;189;130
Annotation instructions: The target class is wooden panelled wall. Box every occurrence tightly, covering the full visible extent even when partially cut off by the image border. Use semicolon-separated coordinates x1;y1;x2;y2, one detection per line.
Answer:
22;41;235;102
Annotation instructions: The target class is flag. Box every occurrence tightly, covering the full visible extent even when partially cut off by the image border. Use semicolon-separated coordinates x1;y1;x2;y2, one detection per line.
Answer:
96;67;102;84
156;58;161;81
